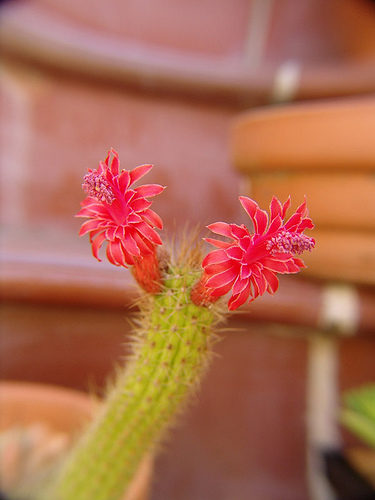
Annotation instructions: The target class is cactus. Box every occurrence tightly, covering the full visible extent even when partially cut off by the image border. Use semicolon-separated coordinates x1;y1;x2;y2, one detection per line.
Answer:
41;149;314;500
50;240;223;500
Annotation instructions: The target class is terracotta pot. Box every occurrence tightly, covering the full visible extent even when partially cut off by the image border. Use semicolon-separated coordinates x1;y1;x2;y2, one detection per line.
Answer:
0;381;153;500
231;96;375;285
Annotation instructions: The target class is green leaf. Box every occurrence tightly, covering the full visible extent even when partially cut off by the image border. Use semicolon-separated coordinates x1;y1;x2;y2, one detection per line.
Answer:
341;385;375;449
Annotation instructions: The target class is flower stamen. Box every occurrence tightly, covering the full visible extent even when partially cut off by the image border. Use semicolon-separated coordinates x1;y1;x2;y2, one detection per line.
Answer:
83;170;115;204
266;230;315;255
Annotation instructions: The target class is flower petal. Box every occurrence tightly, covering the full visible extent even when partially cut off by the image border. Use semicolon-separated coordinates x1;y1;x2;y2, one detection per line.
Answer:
209;280;235;297
252;272;268;296
270;196;283;220
284;212;302;231
142;209;164;229
262;268;279;294
105;149;120;176
228;281;252;310
91;231;107;261
135;184;165;198
207;222;234;239
118;170;131;192
132;230;154;255
226;246;244;260
123;229;141;257
129;164;153;185
232;275;250;296
78;219;102;236
135;221;163;246
202;249;229;268
282;196;292;218
266;214;283;235
230;224;249;240
106;240;122;266
206;265;238;289
238;196;258;221
240;196;268;235
297;218;315;232
204;238;232;249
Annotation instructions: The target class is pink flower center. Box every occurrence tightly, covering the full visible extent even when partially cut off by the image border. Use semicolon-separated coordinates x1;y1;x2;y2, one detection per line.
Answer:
266;230;314;255
83;170;115;204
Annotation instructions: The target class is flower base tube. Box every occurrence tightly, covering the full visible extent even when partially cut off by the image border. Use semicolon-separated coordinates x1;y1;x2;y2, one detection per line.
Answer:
48;251;221;500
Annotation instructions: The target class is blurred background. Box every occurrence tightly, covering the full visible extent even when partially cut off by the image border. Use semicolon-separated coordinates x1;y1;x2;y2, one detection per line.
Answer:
1;0;375;499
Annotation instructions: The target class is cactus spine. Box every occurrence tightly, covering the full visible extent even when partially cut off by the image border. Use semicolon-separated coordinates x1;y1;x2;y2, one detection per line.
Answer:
50;243;222;500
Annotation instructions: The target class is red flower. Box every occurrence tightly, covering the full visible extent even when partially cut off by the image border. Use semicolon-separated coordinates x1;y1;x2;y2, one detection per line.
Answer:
76;149;164;268
196;196;315;311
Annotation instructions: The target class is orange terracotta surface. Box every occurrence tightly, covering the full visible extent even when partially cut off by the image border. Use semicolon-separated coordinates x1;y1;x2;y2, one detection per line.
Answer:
0;382;153;500
302;230;375;284
0;301;131;391
2;0;375;107
0;382;94;432
232;96;375;172
244;172;375;231
29;0;251;58
240;172;375;284
9;0;375;65
231;96;375;285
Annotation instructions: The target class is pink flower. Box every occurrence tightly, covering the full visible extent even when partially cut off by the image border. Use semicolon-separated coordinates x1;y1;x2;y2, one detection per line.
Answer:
194;196;315;311
76;149;164;268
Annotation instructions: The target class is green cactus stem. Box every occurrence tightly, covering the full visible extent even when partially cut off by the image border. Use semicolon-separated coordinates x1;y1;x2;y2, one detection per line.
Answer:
48;242;224;500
